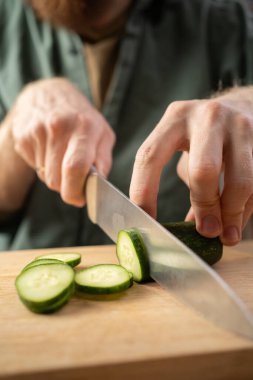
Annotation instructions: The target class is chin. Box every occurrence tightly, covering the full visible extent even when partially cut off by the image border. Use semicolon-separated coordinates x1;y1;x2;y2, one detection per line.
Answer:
26;0;132;39
26;0;89;33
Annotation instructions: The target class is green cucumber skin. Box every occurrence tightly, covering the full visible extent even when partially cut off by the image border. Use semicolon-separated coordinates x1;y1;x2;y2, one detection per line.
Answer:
128;271;134;286
18;285;74;314
116;229;150;282
22;258;63;272
162;221;223;266
75;279;132;295
15;264;75;314
35;253;81;268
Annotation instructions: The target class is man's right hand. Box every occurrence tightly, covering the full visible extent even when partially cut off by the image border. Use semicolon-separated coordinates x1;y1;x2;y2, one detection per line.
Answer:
12;78;116;207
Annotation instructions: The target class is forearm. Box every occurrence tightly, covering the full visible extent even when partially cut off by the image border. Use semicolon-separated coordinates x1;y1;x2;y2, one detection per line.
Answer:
0;112;35;213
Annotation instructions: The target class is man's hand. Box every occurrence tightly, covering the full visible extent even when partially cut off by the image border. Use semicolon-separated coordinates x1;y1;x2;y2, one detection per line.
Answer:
130;88;253;246
12;78;115;207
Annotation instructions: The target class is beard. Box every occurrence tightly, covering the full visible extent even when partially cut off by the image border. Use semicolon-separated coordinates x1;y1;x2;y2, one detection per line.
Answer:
26;0;132;40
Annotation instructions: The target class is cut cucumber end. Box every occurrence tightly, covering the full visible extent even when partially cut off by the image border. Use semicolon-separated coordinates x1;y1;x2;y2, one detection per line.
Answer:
116;229;150;283
75;264;133;295
35;252;81;267
162;221;223;265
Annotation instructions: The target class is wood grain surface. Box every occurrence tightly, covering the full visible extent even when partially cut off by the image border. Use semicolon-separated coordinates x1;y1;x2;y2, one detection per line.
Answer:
0;242;253;380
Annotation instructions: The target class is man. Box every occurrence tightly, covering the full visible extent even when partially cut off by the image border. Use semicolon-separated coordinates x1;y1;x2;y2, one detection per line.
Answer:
0;0;252;250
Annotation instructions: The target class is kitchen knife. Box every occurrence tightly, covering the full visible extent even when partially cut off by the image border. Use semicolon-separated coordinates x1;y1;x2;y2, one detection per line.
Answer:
85;168;253;340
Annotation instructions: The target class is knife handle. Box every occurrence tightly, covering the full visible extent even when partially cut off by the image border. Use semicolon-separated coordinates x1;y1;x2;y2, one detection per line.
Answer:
85;166;99;224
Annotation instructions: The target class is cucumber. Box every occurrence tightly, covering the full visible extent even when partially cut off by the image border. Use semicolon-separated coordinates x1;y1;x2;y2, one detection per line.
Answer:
22;258;63;272
15;263;75;313
116;229;150;282
35;252;81;267
75;264;133;294
162;221;223;265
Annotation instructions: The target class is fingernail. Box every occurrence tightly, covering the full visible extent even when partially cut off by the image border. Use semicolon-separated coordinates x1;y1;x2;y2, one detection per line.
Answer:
223;226;240;244
202;215;220;236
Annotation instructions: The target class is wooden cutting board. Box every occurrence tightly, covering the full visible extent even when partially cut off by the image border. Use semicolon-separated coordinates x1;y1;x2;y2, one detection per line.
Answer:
1;242;253;380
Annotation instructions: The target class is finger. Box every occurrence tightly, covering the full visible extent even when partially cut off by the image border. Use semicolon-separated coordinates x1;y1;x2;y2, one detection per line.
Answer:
242;194;253;229
43;117;69;191
177;152;196;222
221;141;253;245
61;136;96;207
177;151;189;186
130;104;187;218
188;116;224;238
94;127;115;178
185;206;195;221
60;113;105;207
31;122;47;182
32;122;46;168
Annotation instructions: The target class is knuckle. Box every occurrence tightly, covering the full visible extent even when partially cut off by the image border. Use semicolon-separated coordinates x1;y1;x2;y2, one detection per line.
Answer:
77;113;91;126
165;100;188;118
63;159;86;178
190;192;220;209
77;114;98;138
47;114;66;139
207;100;222;114
202;100;225;125
190;162;219;183
235;115;253;138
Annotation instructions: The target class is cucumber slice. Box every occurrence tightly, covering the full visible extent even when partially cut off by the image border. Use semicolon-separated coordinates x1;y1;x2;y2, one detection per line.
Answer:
116;229;150;282
26;288;73;314
35;252;81;267
22;258;63;272
75;264;133;294
15;263;75;313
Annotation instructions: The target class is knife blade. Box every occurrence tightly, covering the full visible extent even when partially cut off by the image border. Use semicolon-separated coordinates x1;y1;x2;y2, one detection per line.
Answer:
85;169;253;340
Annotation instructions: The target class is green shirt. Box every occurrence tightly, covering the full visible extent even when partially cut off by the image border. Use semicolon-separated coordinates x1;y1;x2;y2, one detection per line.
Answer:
0;0;253;250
